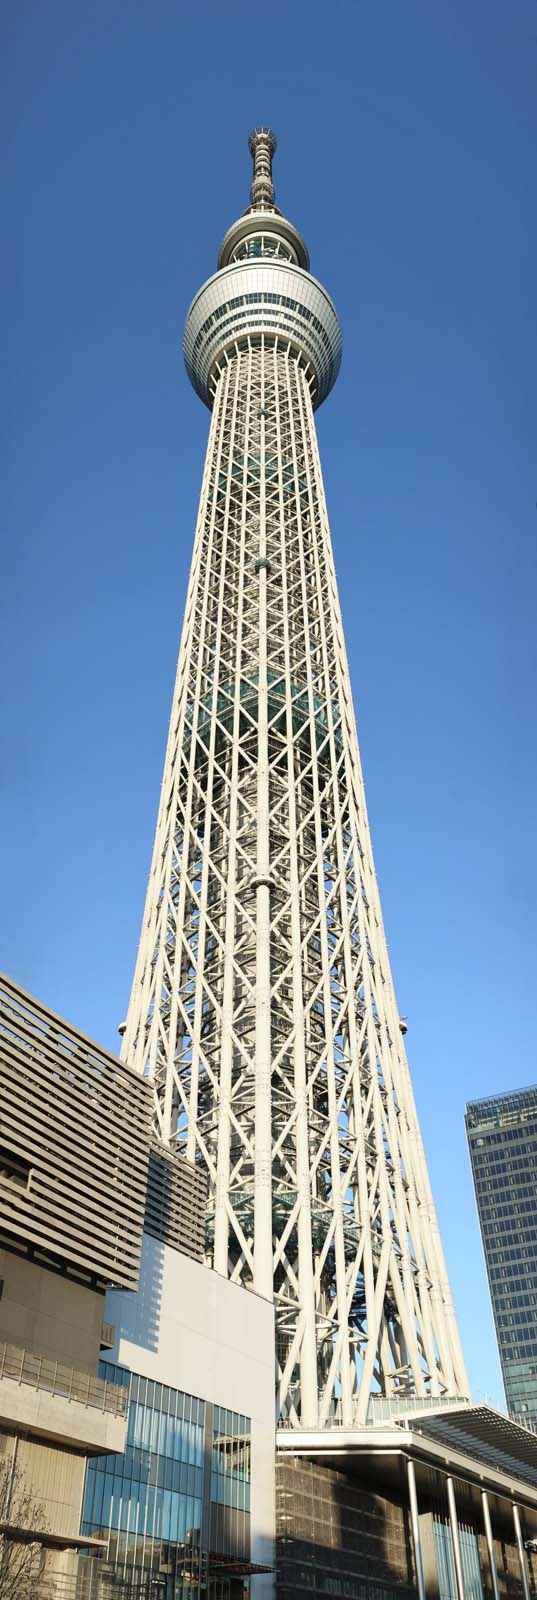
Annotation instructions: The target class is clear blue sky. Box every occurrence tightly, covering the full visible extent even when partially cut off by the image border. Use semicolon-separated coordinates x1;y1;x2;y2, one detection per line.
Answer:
3;1;536;1409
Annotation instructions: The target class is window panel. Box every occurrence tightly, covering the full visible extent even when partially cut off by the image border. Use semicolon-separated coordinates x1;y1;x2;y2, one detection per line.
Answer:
83;1370;250;1581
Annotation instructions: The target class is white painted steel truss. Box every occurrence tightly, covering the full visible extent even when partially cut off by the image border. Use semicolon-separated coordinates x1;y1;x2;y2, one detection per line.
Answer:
122;133;469;1426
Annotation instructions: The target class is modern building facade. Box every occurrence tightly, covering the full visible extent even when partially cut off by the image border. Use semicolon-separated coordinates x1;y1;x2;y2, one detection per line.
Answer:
276;1409;537;1600
82;1367;249;1595
466;1087;537;1429
0;973;152;1596
81;1245;275;1600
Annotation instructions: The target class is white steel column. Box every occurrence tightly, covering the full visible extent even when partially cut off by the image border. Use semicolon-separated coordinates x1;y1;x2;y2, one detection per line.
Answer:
254;344;275;1298
446;1476;465;1600
513;1504;531;1600
407;1458;426;1600
213;355;245;1274
276;345;318;1425
481;1490;500;1600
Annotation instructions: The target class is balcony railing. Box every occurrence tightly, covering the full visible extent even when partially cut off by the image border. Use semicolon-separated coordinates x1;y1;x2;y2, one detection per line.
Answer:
0;1340;128;1418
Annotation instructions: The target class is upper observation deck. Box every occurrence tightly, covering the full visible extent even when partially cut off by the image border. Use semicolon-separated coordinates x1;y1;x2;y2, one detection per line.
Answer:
183;128;342;410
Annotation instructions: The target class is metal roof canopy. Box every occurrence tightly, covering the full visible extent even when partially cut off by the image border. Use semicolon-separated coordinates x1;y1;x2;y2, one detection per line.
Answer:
277;1404;537;1528
207;1554;273;1576
0;1521;106;1550
402;1403;537;1491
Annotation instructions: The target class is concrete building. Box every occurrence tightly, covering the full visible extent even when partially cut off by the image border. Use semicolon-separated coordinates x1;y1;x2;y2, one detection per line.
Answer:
276;1406;537;1600
466;1088;537;1428
81;1246;275;1600
78;1154;275;1600
0;973;152;1596
0;974;275;1600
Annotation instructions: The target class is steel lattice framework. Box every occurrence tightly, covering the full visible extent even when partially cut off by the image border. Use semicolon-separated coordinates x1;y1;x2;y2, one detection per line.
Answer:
122;129;469;1426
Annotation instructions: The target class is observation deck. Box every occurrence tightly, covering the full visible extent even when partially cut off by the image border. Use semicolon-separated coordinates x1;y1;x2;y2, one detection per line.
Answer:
183;127;341;409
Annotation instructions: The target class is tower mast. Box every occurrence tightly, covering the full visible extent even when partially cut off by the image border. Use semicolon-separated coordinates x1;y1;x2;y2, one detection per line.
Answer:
122;130;468;1425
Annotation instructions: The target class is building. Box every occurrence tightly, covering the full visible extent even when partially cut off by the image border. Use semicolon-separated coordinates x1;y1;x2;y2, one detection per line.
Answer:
0;973;152;1596
276;1408;537;1600
80;1250;275;1600
79;1146;275;1600
466;1087;537;1428
0;974;275;1599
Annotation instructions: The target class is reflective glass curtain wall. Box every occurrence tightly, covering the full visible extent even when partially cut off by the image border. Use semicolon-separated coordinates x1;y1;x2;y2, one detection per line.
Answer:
82;1363;251;1595
434;1517;483;1600
466;1087;537;1427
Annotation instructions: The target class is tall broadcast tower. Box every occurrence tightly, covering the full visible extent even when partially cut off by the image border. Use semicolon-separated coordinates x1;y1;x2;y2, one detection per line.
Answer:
122;129;468;1428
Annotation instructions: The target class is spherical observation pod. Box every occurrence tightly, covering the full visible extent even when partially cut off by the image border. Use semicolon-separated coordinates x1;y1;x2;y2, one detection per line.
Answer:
183;259;342;411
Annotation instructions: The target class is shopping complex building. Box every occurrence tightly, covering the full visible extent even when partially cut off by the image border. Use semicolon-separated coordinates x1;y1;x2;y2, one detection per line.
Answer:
0;973;151;1596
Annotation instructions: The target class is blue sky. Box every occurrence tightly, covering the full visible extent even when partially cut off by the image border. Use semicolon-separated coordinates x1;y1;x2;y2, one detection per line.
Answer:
3;0;536;1408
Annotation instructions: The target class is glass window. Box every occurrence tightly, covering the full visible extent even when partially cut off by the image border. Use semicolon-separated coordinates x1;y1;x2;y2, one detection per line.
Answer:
141;1406;152;1451
156;1408;167;1457
84;1368;248;1586
149;1406;159;1452
101;1472;115;1529
177;1494;187;1543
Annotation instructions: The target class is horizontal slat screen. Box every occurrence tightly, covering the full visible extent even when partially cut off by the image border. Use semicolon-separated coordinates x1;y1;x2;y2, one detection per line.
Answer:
144;1138;207;1260
0;974;152;1290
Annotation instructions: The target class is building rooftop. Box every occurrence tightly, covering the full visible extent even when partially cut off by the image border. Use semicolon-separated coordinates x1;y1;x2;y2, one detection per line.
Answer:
466;1085;537;1118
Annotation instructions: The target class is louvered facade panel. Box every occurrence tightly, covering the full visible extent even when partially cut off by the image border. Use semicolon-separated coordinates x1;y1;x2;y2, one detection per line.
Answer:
144;1138;208;1259
0;975;152;1289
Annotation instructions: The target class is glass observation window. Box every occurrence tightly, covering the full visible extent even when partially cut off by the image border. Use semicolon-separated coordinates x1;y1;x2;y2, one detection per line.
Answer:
231;234;295;263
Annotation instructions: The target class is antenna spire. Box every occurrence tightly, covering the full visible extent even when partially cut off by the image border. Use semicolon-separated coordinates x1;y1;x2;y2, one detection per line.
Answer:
248;126;277;209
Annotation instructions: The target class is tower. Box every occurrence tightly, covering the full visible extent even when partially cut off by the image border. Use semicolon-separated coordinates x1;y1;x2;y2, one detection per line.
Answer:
122;129;468;1427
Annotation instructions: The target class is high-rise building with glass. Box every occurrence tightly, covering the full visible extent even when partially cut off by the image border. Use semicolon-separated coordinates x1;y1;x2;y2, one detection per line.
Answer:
466;1086;537;1428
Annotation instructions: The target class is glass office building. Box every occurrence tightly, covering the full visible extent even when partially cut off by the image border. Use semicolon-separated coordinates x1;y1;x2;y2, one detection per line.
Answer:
466;1086;537;1427
82;1362;252;1599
